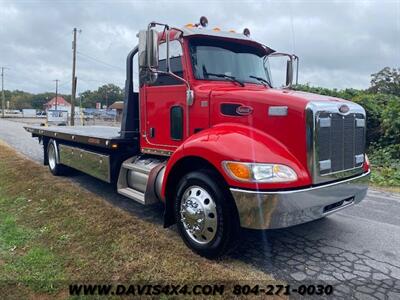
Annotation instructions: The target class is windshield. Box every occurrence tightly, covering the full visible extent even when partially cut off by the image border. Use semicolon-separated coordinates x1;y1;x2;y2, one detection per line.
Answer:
189;39;272;86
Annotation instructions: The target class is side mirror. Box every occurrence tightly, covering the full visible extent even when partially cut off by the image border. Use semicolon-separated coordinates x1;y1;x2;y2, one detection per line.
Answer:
138;28;159;69
286;59;293;87
147;28;159;69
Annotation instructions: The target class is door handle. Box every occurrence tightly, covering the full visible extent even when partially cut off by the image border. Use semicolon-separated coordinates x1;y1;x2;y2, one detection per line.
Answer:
149;127;155;138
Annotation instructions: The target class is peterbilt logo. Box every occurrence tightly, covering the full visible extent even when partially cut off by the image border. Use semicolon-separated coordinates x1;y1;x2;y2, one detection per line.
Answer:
338;104;350;114
236;105;254;116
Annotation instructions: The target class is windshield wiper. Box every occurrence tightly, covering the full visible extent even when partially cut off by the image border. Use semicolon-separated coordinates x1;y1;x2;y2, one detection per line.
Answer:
249;75;272;88
205;72;245;87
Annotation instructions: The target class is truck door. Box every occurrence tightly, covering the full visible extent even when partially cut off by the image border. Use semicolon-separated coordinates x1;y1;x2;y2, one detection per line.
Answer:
141;40;187;153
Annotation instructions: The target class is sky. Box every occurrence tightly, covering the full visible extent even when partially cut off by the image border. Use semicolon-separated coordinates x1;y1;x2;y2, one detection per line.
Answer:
0;0;399;95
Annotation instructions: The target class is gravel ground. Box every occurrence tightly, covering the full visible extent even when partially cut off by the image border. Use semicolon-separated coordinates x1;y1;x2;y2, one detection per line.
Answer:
1;118;400;299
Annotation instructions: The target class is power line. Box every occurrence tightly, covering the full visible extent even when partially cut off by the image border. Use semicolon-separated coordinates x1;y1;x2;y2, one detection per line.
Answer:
58;79;71;88
77;51;125;71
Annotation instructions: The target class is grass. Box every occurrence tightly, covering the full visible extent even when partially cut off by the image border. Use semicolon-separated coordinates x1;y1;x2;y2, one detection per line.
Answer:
370;165;400;193
0;141;275;298
368;145;400;193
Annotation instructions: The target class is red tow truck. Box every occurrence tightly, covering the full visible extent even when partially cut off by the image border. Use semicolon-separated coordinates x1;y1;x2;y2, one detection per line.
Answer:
25;17;370;258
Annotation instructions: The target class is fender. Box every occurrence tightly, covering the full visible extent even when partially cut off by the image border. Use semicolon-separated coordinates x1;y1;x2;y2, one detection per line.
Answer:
161;123;312;199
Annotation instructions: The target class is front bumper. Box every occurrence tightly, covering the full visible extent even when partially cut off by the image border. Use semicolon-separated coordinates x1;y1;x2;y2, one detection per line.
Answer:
230;170;370;230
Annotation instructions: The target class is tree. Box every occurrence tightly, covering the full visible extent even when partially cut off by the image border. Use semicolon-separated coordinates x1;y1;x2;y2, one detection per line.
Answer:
30;92;54;110
97;83;124;107
381;95;400;146
79;84;123;108
8;90;33;109
369;67;400;96
352;93;385;147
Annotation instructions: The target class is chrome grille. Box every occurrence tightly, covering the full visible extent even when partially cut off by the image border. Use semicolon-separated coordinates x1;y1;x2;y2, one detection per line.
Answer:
306;102;366;184
317;112;365;174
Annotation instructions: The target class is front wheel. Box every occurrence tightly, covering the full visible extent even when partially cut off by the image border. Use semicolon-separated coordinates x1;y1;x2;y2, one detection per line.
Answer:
174;170;240;258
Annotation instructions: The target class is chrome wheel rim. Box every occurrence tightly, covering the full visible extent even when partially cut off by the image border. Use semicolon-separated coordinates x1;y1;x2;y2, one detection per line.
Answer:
180;185;218;244
48;144;56;170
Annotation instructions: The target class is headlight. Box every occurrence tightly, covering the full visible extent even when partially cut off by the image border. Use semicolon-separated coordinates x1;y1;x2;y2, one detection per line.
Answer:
222;161;297;183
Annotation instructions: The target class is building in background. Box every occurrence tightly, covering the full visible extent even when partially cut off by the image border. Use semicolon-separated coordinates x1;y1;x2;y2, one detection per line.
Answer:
109;101;123;122
44;96;71;113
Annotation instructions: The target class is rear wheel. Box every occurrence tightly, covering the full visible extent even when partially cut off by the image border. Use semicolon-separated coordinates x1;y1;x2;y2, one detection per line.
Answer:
47;140;67;176
174;170;240;258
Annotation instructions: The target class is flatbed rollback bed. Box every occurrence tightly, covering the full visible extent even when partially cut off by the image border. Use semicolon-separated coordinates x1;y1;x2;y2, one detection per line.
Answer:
25;125;135;150
25;125;139;184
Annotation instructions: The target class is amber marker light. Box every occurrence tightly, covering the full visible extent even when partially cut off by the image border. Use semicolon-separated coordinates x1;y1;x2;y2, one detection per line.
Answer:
224;162;251;181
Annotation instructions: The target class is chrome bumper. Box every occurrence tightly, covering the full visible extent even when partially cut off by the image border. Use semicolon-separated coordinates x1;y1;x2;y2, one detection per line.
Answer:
230;170;370;230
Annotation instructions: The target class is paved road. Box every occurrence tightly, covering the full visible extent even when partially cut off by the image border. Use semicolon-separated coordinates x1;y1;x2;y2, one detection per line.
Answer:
1;118;400;299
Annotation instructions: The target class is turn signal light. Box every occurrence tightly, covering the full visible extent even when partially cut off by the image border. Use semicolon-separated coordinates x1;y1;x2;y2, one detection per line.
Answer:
224;162;251;180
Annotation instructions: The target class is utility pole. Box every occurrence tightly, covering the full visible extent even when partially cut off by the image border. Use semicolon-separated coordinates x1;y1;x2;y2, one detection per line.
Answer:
71;28;80;126
105;87;109;109
1;67;7;118
54;79;59;110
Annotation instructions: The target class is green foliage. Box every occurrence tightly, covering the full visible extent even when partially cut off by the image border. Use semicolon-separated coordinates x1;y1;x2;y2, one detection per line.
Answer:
6;90;33;110
381;96;400;145
4;90;70;110
368;144;400;186
30;92;55;109
351;93;384;147
3;83;123;110
369;143;400;166
79;83;124;108
293;84;363;100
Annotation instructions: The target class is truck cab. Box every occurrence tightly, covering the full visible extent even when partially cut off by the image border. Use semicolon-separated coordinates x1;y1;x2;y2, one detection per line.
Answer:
26;18;370;258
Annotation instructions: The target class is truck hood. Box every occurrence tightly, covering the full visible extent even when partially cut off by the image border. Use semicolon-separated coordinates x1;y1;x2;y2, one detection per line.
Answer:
208;85;351;111
203;84;352;173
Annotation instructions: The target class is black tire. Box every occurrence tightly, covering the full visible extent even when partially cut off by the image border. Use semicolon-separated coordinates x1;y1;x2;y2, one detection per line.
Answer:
174;170;240;258
47;140;68;176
